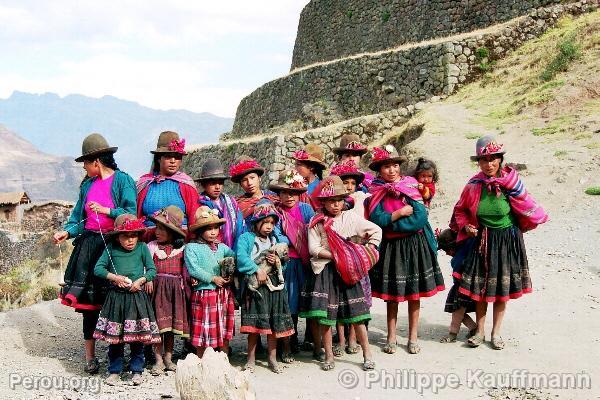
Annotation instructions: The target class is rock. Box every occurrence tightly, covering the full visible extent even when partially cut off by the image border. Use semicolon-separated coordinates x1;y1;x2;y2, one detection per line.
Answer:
176;350;255;400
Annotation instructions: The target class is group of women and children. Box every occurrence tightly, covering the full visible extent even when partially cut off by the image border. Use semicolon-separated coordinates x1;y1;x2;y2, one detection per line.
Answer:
53;130;548;384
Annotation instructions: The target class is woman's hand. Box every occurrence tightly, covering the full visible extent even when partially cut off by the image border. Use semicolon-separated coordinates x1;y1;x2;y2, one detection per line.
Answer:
465;224;478;237
129;278;145;292
212;276;230;287
87;201;110;215
256;269;267;284
265;253;277;265
53;231;69;244
398;205;414;217
144;281;154;294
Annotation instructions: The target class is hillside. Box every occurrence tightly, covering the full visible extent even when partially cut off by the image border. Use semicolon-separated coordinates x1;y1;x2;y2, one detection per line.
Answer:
0;92;234;177
0;125;83;201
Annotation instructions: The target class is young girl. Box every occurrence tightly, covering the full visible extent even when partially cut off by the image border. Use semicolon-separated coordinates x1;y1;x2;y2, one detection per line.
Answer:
332;133;374;191
300;176;382;371
235;199;295;373
268;169;315;352
366;145;444;355
145;205;190;375
53;133;137;374
93;214;160;386
436;228;477;343
413;158;438;208
292;143;326;196
184;206;236;358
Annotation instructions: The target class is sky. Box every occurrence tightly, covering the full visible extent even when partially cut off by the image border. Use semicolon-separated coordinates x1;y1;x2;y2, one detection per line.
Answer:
0;0;309;118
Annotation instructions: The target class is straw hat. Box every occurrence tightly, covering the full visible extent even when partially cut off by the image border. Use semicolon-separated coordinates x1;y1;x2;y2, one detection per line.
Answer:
268;169;308;193
292;143;326;169
189;206;226;232
151;131;187;155
229;156;265;183
147;205;186;238
108;214;147;236
74;133;118;162
368;144;408;171
314;176;348;200
332;133;368;156
330;160;365;186
470;135;506;161
195;158;229;182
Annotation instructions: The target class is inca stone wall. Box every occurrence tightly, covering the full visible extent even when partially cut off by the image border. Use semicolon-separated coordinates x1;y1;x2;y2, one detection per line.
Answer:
291;0;561;69
230;1;594;139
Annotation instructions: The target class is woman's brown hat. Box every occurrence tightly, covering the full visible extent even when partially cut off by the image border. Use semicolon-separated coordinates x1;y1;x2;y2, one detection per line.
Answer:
147;205;186;238
332;133;368;156
75;133;118;162
151;131;187;155
292;143;327;169
314;176;348;200
368;145;408;171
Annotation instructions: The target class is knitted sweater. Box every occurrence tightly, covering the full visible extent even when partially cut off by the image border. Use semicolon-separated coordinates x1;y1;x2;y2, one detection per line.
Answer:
64;170;137;238
184;242;235;290
94;242;156;282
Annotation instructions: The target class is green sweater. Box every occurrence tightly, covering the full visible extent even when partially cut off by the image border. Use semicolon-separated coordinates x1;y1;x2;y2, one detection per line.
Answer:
94;242;156;282
64;170;138;238
477;188;517;229
184;242;236;290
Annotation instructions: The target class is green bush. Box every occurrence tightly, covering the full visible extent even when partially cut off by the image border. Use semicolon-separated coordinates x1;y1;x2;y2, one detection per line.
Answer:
475;47;490;59
347;10;353;18
540;34;581;81
382;10;391;22
584;186;600;195
41;285;58;301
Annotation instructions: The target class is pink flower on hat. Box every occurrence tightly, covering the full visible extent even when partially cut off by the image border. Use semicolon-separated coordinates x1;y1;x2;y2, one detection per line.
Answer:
330;160;360;176
168;138;186;154
292;150;309;160
229;159;261;176
116;217;146;232
372;146;391;161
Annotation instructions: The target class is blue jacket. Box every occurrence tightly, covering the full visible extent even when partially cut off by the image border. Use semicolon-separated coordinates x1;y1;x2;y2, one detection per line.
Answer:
234;231;289;276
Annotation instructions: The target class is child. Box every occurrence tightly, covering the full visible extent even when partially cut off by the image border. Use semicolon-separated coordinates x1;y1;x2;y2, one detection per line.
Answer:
93;214;160;386
145;205;190;375
436;228;477;343
292;143;326;196
235;199;295;373
332;133;374;191
268;169;315;353
184;206;237;358
300;176;382;371
413;158;438;208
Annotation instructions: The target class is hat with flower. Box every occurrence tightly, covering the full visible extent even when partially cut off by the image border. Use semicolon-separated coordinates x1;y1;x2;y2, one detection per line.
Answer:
151;131;187;155
314;176;348;200
189;206;226;232
332;133;368;156
292;143;327;169
248;199;280;225
268;169;308;193
368;144;408;171
229;156;265;183
108;214;147;236
470;135;506;161
330;160;365;186
147;205;186;238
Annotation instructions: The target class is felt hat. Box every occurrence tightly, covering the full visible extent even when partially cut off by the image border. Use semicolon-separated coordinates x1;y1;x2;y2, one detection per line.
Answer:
151;131;187;155
332;133;368;156
248;199;280;225
368;144;408;171
292;143;327;169
229;156;265;183
75;133;118;162
268;169;308;193
470;135;506;161
195;158;229;182
314;176;348;200
330;160;365;186
147;205;186;238
189;206;226;232
108;214;147;236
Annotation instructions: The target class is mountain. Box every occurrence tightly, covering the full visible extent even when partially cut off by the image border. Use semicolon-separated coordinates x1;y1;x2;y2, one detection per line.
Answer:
0;92;233;177
0;125;83;201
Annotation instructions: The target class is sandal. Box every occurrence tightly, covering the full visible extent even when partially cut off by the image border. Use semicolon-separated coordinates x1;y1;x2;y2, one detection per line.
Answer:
281;352;295;364
466;328;478;339
242;363;255;373
467;333;485;348
104;373;120;386
345;344;360;354
407;341;421;354
268;361;284;374
312;350;326;362
440;332;458;343
164;360;177;372
362;359;375;371
332;344;344;358
149;363;164;376
382;341;397;354
491;336;505;350
83;357;99;374
321;361;335;371
131;373;143;386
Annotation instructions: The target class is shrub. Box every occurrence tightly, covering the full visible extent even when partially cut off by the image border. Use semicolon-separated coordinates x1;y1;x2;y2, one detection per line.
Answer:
584;186;600;195
540;34;581;81
41;285;58;301
382;10;391;22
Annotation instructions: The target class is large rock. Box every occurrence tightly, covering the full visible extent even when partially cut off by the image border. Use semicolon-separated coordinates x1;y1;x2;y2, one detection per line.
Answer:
175;349;255;400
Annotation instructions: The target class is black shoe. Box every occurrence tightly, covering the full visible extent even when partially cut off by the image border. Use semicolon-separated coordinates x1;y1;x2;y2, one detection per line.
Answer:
84;358;99;374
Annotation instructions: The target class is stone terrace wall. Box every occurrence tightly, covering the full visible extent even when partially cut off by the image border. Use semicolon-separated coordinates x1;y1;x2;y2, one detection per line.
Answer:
230;1;594;139
291;0;561;69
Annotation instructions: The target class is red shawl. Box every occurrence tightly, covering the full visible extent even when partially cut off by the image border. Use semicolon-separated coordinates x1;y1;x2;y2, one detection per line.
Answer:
451;166;548;242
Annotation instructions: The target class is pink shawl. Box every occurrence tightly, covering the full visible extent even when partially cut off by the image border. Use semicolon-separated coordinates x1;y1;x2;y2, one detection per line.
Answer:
366;176;423;217
278;204;311;265
136;171;196;194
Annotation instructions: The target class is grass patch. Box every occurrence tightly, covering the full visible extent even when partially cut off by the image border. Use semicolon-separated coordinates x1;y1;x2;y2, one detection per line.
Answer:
347;10;353;18
382;10;391;22
540;33;581;81
585;142;600;149
585;186;600;195
465;133;482;139
553;150;568;157
575;133;593;140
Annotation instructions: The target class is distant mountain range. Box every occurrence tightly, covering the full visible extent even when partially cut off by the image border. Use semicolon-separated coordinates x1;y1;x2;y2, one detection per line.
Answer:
0;125;83;201
0;91;233;178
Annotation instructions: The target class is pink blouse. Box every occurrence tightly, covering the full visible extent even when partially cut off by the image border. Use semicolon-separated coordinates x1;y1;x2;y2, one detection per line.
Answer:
84;174;116;232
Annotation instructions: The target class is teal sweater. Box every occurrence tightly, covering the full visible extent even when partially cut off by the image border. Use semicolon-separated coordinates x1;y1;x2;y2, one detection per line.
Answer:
94;242;156;282
64;170;137;238
234;231;289;276
184;242;235;290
